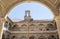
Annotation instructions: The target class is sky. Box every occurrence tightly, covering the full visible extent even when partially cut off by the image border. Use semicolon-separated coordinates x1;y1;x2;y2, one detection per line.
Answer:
7;2;54;20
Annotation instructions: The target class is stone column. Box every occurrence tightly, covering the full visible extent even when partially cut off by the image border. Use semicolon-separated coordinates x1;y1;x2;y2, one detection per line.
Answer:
55;15;60;39
0;18;5;39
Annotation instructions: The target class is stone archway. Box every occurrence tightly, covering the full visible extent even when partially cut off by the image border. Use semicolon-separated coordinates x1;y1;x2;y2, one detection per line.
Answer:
48;35;57;39
5;1;59;17
38;35;46;39
0;0;59;17
0;0;60;39
29;36;35;39
2;34;5;39
20;36;27;39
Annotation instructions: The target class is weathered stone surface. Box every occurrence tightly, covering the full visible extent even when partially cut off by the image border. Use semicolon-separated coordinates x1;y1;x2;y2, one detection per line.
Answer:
0;0;60;39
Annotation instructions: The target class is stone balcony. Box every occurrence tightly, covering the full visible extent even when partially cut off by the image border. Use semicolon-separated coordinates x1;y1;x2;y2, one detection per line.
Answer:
8;30;57;33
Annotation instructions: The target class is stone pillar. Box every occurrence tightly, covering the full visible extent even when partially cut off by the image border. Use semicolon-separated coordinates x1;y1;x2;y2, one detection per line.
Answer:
55;15;60;39
0;18;5;39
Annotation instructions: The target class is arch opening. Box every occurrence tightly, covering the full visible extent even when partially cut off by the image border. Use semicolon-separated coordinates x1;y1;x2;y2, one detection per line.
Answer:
5;2;54;21
2;2;56;39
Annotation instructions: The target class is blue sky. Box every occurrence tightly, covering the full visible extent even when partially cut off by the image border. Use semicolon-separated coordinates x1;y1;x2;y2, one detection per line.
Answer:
7;2;54;20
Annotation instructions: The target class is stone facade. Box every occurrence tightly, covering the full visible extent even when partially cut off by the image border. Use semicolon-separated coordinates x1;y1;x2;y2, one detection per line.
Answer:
0;0;60;39
2;10;59;39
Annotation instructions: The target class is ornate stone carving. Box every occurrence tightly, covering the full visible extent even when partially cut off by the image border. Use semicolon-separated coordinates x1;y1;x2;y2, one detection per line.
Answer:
38;35;46;39
48;35;57;39
0;0;60;39
46;23;57;31
20;36;27;39
11;36;16;39
29;36;35;39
